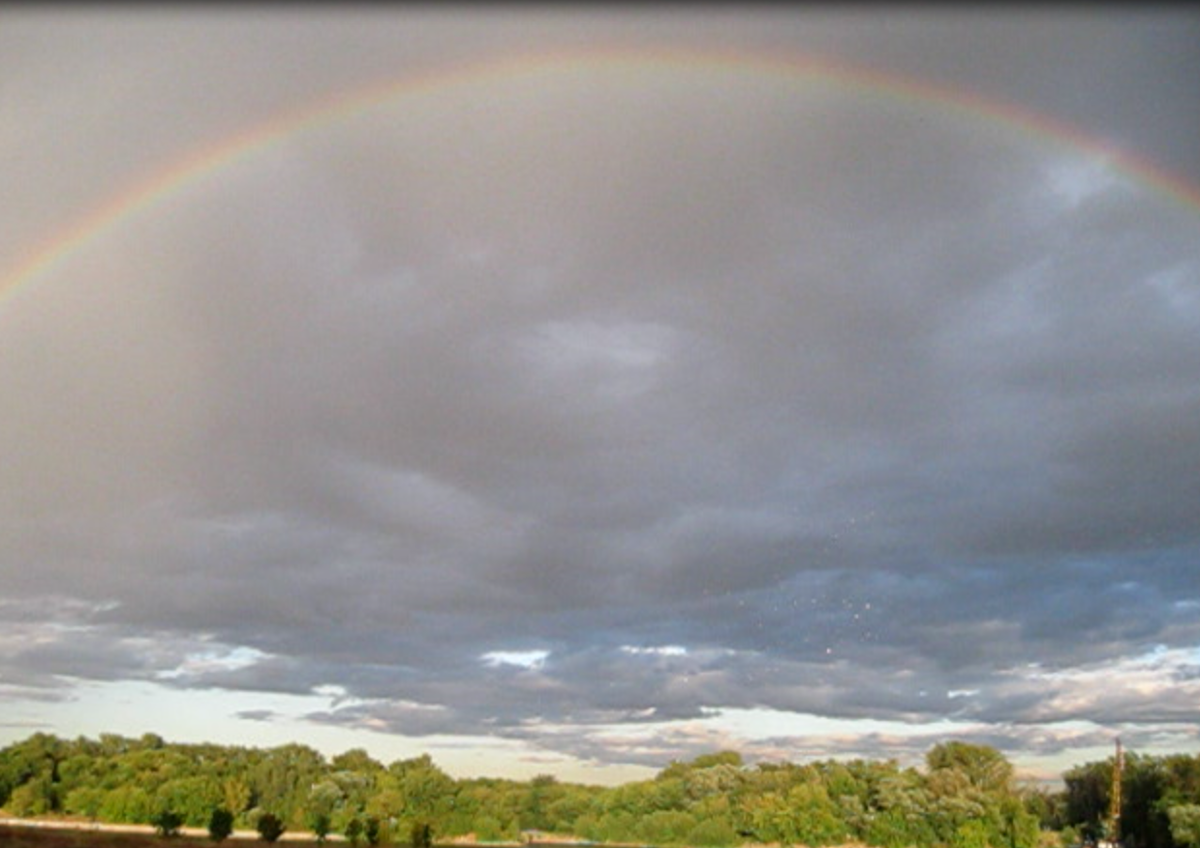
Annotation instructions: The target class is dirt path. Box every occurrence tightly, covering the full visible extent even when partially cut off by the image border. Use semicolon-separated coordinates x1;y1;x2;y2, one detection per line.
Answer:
0;816;336;841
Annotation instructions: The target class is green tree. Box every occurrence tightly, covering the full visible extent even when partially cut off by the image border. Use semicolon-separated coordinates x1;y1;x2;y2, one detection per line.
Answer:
99;785;154;823
866;770;938;848
787;780;847;846
209;807;235;842
638;809;696;845
391;755;456;829
1163;756;1200;807
546;784;598;833
997;794;1042;848
1022;785;1067;831
690;751;745;770
954;818;991;848
1122;754;1173;848
1063;760;1111;841
0;732;77;812
365;786;406;823
473;814;506;842
156;776;224;827
63;785;106;819
140;733;167;751
1169;805;1200;848
152;808;184;838
596;809;637;843
927;741;1015;794
522;773;559;831
257;811;286;843
333;748;385;775
686;816;739;847
308;810;333;844
7;775;54;817
251;744;326;825
683;762;745;802
223;776;253;816
411;820;433;848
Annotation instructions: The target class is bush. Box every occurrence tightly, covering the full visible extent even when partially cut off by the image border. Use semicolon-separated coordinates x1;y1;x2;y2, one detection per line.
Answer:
1170;805;1200;848
365;816;381;846
63;786;106;819
411;820;433;848
8;778;54;817
308;810;332;844
100;785;153;823
637;809;696;845
686;817;739;848
152;809;184;838
209;807;235;842
954;820;990;848
257;811;286;843
473;815;504;842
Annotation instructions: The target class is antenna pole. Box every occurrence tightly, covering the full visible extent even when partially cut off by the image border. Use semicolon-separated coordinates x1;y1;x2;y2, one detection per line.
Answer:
1109;737;1123;845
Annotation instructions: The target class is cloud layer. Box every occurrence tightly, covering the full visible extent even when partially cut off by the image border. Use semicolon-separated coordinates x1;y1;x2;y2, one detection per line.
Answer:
2;9;1199;778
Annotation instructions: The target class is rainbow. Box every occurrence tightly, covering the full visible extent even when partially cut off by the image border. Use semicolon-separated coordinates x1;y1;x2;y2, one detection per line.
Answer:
4;45;1199;315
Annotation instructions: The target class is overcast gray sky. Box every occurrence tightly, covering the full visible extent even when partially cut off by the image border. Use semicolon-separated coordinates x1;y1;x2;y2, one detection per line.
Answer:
2;7;1199;784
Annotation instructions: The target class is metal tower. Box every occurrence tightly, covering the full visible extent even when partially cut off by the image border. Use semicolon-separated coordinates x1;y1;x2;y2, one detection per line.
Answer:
1109;737;1124;845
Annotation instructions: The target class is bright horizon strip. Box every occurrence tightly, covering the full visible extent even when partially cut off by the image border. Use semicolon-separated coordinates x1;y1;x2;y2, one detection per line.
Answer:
4;44;1200;316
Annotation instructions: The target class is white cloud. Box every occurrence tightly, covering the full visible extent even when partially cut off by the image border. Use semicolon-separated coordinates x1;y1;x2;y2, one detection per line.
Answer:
517;320;678;401
1042;153;1125;209
481;650;550;670
157;645;271;681
621;645;689;657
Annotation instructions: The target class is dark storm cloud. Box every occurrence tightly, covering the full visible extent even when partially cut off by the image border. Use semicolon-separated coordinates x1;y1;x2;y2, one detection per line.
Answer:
2;8;1199;772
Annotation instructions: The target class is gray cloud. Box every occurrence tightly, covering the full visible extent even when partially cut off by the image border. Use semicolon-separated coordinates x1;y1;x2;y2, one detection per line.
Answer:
2;8;1199;776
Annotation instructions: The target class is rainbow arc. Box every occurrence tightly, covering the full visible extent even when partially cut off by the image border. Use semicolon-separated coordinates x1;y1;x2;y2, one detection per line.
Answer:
3;47;1198;315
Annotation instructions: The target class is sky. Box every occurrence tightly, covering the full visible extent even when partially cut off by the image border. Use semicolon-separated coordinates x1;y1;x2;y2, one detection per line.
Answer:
1;7;1199;787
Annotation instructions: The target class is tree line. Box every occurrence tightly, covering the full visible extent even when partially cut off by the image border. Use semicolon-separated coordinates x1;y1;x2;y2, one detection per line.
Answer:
1;732;1198;848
